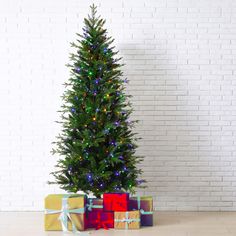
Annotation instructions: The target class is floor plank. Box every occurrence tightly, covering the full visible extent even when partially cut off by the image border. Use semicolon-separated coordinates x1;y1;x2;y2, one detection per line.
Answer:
0;212;235;236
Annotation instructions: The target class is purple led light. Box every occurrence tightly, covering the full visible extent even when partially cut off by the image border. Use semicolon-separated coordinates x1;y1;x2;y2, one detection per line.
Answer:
86;173;92;182
136;179;145;185
114;121;120;126
115;185;121;190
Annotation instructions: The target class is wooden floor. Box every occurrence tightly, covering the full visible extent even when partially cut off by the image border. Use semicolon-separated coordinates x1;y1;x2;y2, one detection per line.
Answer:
0;212;236;236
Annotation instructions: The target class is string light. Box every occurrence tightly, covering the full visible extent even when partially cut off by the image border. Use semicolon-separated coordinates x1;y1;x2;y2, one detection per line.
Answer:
104;129;109;134
127;120;132;124
87;173;92;182
115;185;121;191
114;121;120;126
136;180;145;185
68;166;73;174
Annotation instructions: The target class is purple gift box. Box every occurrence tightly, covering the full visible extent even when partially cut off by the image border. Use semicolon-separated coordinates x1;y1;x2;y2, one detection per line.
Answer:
129;196;153;226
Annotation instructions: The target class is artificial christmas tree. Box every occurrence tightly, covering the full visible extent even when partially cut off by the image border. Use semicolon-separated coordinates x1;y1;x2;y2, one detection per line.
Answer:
49;4;144;198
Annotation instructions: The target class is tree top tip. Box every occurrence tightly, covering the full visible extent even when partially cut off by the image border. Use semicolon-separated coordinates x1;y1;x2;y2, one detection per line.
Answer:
90;4;97;16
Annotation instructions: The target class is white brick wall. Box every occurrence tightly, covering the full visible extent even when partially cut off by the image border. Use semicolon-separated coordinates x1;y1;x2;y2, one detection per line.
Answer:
0;0;236;211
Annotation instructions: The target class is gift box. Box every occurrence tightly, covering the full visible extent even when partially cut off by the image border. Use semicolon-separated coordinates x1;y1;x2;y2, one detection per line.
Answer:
103;193;129;212
114;211;140;229
86;198;103;212
87;211;114;229
86;198;104;228
44;194;86;232
129;196;153;226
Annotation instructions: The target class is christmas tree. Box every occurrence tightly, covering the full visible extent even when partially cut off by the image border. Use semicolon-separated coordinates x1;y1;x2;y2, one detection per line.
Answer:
50;4;144;198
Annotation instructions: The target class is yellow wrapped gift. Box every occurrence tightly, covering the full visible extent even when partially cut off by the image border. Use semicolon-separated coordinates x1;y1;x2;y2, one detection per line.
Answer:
44;194;86;232
114;211;140;229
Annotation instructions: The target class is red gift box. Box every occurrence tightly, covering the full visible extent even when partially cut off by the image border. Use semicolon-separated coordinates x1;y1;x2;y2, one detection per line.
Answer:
103;193;129;212
87;211;114;230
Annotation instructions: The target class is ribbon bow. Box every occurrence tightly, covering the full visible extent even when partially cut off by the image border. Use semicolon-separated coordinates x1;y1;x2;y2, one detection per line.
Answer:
45;195;89;235
86;199;93;212
94;212;109;230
